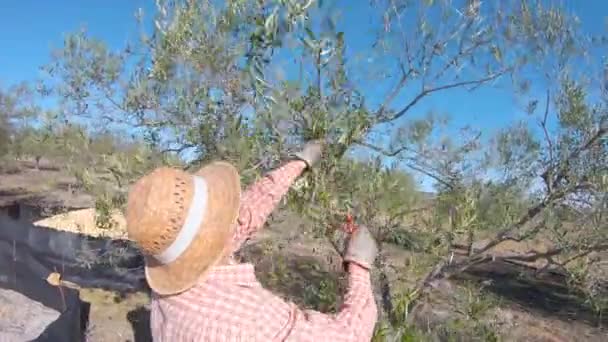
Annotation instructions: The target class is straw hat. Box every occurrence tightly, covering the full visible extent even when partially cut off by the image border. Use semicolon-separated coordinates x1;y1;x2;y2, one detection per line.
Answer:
125;161;241;295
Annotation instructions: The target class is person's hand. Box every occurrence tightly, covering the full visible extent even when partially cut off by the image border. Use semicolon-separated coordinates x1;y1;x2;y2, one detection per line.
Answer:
294;140;324;169
343;225;378;270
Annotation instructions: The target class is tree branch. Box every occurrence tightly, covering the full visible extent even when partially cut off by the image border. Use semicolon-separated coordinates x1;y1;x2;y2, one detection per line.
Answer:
480;126;608;254
407;240;608;320
316;48;322;98
355;140;414;157
560;250;596;268
376;63;412;117
160;143;196;155
379;69;510;123
483;243;608;269
405;162;455;190
355;140;456;189
541;124;608;189
540;89;554;164
433;36;492;83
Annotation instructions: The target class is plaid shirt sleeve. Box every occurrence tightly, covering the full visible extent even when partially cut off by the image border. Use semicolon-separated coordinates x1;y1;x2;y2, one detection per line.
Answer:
282;263;378;341
230;160;307;252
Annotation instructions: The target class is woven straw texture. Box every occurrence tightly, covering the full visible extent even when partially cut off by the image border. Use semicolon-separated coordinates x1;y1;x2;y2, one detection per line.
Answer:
126;162;242;295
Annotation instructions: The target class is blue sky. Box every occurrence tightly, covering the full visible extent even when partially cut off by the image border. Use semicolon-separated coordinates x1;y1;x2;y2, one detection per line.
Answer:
1;1;605;191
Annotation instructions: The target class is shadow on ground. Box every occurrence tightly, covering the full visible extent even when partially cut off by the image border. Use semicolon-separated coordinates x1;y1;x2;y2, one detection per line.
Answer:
127;306;152;342
457;260;607;328
237;243;347;313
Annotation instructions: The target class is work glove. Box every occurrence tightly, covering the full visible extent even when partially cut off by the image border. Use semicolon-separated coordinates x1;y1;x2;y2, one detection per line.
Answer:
343;225;378;270
293;140;324;169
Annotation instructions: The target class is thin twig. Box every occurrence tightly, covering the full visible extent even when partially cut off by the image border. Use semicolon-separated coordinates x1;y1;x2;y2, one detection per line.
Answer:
376;63;412;117
355;140;414;157
380;69;510;123
541;89;554;163
541;124;608;187
160;143;196;155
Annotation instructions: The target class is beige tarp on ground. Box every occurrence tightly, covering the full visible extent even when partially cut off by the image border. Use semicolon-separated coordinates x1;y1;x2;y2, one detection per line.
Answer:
33;208;128;239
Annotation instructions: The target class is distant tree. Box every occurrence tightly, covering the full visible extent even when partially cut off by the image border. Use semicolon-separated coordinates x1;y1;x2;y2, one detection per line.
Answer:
13;127;42;166
10;110;67;169
0;83;40;159
0;114;10;157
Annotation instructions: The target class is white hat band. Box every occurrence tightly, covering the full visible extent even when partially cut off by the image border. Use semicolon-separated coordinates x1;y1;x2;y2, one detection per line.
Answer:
153;176;208;264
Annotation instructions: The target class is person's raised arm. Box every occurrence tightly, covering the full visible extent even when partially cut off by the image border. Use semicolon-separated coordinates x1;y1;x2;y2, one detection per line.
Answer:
229;141;323;252
284;225;379;342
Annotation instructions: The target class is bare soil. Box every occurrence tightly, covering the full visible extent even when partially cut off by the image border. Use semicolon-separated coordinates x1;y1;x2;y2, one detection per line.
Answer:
1;160;606;341
79;289;149;342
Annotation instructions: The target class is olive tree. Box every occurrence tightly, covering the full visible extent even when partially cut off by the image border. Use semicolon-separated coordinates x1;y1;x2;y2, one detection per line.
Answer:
0;83;39;159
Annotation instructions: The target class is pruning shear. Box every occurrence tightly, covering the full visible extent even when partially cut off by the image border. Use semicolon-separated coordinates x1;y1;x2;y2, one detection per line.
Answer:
344;212;357;234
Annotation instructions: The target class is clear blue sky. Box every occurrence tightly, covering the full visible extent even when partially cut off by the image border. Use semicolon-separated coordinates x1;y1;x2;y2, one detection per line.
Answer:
0;1;605;190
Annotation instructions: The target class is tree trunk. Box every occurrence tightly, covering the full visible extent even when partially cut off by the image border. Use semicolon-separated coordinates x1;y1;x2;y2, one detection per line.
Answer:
372;247;397;323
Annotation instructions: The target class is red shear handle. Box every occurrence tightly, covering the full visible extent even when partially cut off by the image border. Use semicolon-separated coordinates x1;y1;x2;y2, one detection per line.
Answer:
344;214;357;234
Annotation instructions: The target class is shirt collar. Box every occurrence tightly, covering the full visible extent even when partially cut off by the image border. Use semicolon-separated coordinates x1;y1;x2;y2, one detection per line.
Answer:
202;263;259;287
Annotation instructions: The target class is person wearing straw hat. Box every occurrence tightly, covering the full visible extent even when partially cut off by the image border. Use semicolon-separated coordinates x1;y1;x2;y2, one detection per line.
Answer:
126;141;378;341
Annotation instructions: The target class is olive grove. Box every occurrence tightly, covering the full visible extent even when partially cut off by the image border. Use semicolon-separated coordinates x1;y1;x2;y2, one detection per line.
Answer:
2;0;607;339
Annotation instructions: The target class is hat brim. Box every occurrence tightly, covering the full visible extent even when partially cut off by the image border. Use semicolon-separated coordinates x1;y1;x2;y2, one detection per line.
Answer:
144;161;241;295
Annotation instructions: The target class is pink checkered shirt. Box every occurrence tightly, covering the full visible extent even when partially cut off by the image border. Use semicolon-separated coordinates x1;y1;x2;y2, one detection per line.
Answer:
150;161;378;341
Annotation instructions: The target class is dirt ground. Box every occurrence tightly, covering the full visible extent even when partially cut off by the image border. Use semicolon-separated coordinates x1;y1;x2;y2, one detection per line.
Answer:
1;160;607;341
79;289;150;342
